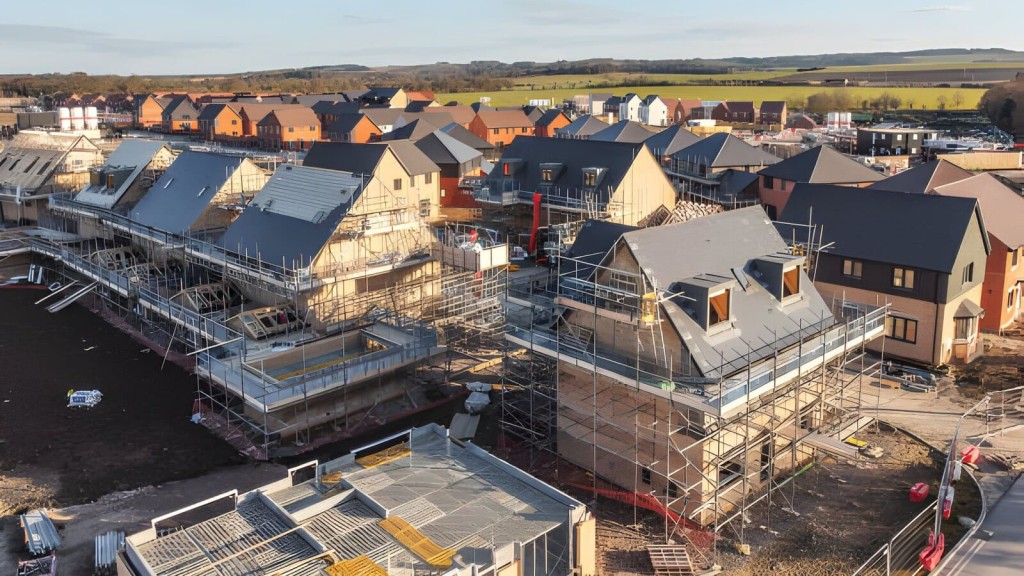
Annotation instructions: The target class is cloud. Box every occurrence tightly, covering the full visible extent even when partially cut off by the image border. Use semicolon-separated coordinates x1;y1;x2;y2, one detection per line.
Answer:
910;5;972;12
0;24;233;56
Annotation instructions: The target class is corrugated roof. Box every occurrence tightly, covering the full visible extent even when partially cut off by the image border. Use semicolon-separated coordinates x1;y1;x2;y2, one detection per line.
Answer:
618;206;832;379
868;159;974;194
644;125;701;157
933;173;1024;249
556;115;609;139
220;164;363;268
131;151;246;233
670;132;781;168
758;145;884;183
779;183;987;273
590;120;655;144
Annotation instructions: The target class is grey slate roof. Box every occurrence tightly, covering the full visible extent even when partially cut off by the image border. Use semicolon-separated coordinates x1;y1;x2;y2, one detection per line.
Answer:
382;119;437;141
220;165;363;268
778;183;989;273
485;136;649;206
563;220;637;280
130;151;245;233
413;130;482;166
438;122;495;150
387;140;441;176
197;103;229;122
670;132;781;168
75;140;173;209
716;169;760;200
868;159;974;194
325;113;371;136
616;206;832;379
555;115;608;139
536;109;568;127
589;120;655;143
758;145;884;183
644;125;702;157
303;141;438;177
162;95;198;120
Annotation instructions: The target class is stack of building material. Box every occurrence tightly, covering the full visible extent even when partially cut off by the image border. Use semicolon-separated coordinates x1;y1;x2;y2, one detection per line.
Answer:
94;530;125;575
20;510;60;556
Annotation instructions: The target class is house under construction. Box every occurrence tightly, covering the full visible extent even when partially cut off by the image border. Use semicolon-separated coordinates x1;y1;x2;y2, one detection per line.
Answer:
501;207;887;535
22;144;508;458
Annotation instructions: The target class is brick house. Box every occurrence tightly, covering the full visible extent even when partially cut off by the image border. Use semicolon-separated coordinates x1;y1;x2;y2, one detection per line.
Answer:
160;95;199;134
534;109;571;138
712;101;757;124
326;113;382;143
759;101;788;125
197;103;244;141
257;108;321;151
468;110;535;149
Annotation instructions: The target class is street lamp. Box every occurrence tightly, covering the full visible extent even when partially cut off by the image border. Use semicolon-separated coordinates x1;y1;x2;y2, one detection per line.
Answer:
919;394;990;570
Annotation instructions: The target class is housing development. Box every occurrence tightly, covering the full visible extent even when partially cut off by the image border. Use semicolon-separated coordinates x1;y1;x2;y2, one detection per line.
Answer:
3;37;1024;576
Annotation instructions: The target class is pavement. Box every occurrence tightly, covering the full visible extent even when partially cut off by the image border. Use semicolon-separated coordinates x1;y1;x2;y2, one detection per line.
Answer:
939;473;1024;575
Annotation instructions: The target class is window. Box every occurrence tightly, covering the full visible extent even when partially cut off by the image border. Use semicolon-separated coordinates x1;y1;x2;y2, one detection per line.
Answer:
410;175;416;187
425;172;432;184
492;128;499;135
641;468;651;485
309;125;316;131
583;171;597;187
885;315;918;343
231;119;237;125
393;178;402;191
667;482;679;499
1012;248;1019;269
1008;288;1015;310
503;163;511;176
896;134;903;141
962;262;974;285
782;266;800;298
892;267;915;289
541;168;553;182
709;289;731;326
288;126;295;133
608;270;636;293
843;259;863;279
955;317;976;340
418;199;431;217
763;176;775;189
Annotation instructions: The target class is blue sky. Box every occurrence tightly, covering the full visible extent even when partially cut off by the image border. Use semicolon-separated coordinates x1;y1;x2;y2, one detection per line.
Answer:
2;0;1020;75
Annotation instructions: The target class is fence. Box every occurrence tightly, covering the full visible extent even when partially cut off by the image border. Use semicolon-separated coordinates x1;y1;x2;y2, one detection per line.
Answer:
851;501;937;576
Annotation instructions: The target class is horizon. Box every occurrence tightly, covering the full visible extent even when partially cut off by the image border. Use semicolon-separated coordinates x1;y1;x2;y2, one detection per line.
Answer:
3;0;1022;76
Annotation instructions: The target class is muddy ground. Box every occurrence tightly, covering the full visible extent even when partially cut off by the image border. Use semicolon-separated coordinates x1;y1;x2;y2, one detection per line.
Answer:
0;288;241;516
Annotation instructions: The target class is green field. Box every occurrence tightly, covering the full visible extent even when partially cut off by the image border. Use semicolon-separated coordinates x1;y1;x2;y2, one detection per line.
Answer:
440;85;986;110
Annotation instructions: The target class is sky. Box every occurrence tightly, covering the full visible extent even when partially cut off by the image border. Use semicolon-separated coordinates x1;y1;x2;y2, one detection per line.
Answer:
2;0;1021;75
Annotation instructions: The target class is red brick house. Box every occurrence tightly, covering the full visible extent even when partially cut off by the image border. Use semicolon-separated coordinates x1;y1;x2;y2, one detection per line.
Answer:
712;101;757;123
759;101;788;125
256;107;321;151
468;110;535;149
534;109;570;138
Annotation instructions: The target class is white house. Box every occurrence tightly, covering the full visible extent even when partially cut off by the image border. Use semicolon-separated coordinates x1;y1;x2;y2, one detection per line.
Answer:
588;93;613;116
618;93;642;122
639;95;669;127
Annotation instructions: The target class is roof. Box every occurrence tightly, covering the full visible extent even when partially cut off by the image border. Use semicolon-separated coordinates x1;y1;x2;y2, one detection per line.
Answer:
0;133;97;191
590;120;655;143
617;206;832;379
555;115;609;139
383;119;441;142
75;140;173;209
237;103;305;124
315;100;362;116
162;95;197;120
126;424;582;576
258;107;318;127
716;169;760;200
220;164;363;268
429;104;475;125
868;159;974;194
641;95;663;106
933;173;1024;249
536;109;569;127
438;122;494;150
414;130;482;166
670;132;781;168
131;152;246;233
758;146;884;183
718;101;756;113
778;184;988;273
760;101;787;114
304;141;438;177
563;219;637;280
196;103;234;122
473;110;533;128
485;136;654;206
956;299;985;319
644;125;702;157
360;107;406;129
326;112;374;135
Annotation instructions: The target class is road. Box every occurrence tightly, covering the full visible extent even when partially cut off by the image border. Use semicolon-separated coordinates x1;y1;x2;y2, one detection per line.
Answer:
940;473;1024;575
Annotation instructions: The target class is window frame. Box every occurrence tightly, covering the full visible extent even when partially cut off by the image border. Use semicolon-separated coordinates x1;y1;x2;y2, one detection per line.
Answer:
782;266;800;299
885;314;918;344
708;288;731;327
892;267;915;290
842;259;863;279
393;178;402;191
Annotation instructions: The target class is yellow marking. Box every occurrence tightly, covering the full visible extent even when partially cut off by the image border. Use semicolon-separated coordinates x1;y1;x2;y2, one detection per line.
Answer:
355;443;411;469
325;555;387;576
378;516;455;568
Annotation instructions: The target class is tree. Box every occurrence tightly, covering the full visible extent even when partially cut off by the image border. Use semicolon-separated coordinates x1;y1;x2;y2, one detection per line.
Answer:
937;94;949;110
952;91;965;109
785;93;806;111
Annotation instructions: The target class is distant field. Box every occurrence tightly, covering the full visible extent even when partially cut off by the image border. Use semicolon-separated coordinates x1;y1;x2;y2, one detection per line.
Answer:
509;70;788;89
440;86;986;110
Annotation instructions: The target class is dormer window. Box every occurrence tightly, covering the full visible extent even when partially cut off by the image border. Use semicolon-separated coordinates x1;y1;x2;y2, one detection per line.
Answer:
541;169;553;182
709;289;731;326
583;171;596;186
782;266;800;298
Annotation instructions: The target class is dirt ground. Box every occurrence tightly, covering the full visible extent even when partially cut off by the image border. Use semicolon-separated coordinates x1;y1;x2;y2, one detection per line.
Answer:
951;330;1024;398
0;288;242;517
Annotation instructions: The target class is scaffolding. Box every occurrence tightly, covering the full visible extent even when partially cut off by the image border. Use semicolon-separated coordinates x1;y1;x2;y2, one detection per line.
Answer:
499;240;888;565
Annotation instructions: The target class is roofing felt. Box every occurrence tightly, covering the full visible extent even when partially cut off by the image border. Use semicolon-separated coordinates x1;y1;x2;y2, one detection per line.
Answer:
933;173;1024;249
778;183;987;273
868;159;974;194
75;140;172;208
130;151;246;233
473;110;533;128
220;164;364;268
438;122;494;150
670;132;781;168
589;120;655;144
617;206;832;379
485;136;650;204
555;115;609;139
644;125;702;157
414;130;482;166
563;219;638;280
758;145;884;183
